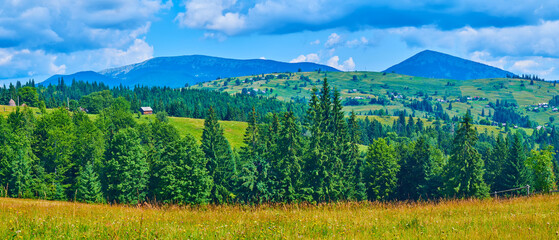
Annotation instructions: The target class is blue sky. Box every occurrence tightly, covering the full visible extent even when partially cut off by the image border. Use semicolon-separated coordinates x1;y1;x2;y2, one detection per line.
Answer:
1;0;559;82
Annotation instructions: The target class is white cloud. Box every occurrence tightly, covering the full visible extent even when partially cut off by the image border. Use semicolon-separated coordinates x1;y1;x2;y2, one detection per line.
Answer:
346;37;370;48
396;21;559;58
175;0;246;35
327;56;355;71
0;39;154;80
310;39;320;45
0;0;166;78
325;33;341;48
290;53;320;63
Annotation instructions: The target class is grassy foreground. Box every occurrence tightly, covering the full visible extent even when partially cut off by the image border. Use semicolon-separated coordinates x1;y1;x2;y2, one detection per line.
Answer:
1;195;558;239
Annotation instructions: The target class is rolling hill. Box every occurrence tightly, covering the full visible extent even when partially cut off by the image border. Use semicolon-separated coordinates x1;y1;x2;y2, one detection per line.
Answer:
193;70;558;128
384;50;514;80
41;55;339;87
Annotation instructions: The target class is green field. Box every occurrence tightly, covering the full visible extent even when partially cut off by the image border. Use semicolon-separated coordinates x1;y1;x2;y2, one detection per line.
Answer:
193;71;559;126
1;194;558;239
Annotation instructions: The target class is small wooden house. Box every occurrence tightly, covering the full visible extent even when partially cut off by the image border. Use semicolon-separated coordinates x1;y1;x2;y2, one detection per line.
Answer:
140;107;153;115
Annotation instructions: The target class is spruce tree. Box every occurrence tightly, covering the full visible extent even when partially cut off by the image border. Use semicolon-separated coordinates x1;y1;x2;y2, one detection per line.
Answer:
487;135;507;191
103;128;149;204
500;133;527;190
201;107;235;203
153;135;212;204
77;161;103;203
270;112;303;202
444;112;489;198
363;138;399;201
526;147;557;192
236;107;271;203
398;136;430;200
303;88;328;202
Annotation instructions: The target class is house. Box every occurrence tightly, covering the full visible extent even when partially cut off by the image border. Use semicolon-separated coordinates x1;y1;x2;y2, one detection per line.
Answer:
140;107;153;115
8;99;15;107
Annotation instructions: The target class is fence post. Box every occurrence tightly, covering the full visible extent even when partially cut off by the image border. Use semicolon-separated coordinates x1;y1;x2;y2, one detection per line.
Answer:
527;185;530;195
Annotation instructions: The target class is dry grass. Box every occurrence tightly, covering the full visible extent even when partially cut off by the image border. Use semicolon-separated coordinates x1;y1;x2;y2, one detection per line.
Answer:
1;195;559;239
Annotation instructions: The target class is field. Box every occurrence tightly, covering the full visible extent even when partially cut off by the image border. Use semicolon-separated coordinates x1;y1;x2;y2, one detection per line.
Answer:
1;194;558;239
193;71;559;126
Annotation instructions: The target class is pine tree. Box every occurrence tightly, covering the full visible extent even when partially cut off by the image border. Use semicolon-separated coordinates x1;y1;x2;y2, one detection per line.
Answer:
363;138;399;201
77;161;103;203
444;112;489;198
201;107;235;203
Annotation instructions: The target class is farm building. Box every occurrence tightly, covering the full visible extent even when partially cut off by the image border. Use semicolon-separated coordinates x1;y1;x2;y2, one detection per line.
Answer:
140;107;153;115
8;99;16;106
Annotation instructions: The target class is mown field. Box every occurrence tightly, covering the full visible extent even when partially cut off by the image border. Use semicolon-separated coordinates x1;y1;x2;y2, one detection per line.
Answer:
1;194;558;239
193;71;559;126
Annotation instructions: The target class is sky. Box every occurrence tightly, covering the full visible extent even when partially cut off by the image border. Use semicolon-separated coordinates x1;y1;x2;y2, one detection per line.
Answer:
1;0;559;83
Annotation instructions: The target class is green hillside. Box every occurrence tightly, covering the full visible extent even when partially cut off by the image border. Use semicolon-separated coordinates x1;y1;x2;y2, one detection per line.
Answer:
137;115;248;149
193;71;559;127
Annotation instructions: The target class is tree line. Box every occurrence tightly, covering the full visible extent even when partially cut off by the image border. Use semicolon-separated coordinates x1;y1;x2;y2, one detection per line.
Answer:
0;79;557;205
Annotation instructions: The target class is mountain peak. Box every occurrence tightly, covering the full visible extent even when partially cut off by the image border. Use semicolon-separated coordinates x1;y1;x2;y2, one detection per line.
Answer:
384;50;514;80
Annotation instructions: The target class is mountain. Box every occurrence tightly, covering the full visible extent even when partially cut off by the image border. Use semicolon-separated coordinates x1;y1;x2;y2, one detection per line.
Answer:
41;55;339;87
384;50;514;80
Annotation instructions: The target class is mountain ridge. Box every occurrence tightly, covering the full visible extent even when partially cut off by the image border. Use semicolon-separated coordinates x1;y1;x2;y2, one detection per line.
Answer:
41;55;340;87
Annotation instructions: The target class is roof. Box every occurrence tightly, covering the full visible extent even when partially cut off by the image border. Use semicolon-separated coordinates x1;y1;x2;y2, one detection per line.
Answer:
140;107;153;112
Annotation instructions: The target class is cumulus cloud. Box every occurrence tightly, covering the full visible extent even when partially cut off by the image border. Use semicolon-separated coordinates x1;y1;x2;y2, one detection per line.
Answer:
395;20;559;58
0;0;166;78
327;56;355;71
0;38;154;79
290;53;320;63
325;33;341;48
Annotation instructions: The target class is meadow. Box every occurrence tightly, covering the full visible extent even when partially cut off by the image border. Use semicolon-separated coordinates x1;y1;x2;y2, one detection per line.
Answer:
1;194;558;239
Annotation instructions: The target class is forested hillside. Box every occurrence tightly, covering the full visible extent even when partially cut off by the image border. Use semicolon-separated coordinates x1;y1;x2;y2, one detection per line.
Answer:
0;79;557;205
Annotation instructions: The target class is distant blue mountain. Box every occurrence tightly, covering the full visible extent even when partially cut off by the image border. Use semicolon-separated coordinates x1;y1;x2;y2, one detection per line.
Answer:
384;50;514;80
41;55;340;88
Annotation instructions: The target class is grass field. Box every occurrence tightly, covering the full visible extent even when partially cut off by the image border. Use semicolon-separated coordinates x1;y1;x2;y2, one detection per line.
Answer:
1;194;558;239
193;71;559;126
